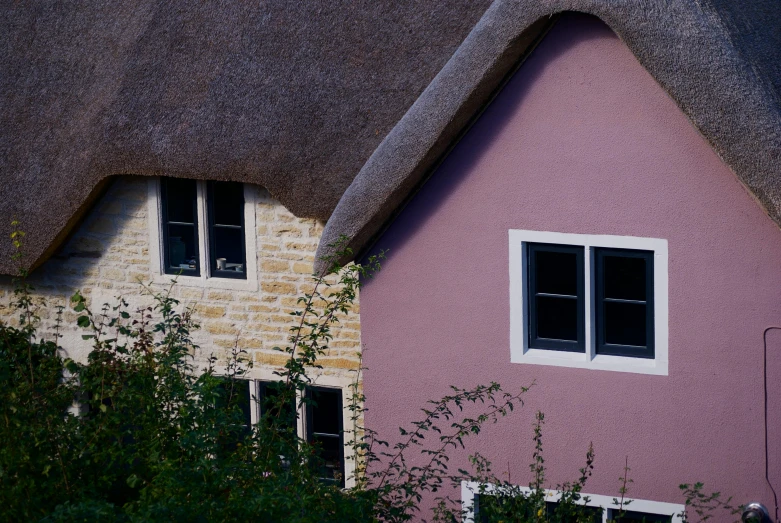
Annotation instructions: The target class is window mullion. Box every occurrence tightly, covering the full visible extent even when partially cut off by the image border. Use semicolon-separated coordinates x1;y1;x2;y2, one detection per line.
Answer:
249;380;260;426
585;245;595;361
296;388;306;443
196;181;209;279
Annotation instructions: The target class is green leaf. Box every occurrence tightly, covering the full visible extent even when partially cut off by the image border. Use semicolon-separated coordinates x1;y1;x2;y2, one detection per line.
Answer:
63;358;79;373
99;404;107;413
77;315;90;328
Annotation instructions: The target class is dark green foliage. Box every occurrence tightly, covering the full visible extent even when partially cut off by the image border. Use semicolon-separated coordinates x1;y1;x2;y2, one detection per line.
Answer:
0;235;382;522
0;226;742;522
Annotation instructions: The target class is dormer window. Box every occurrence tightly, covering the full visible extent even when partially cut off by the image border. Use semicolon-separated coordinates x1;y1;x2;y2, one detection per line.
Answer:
149;177;258;289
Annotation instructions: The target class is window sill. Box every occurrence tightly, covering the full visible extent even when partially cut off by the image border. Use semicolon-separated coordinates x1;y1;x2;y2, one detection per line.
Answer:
511;348;668;375
149;272;258;292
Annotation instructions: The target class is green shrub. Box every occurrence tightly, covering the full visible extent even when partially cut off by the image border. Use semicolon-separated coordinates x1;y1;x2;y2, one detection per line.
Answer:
0;227;742;522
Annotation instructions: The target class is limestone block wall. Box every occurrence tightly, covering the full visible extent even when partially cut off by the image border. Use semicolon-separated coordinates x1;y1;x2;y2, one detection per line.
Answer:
0;176;362;384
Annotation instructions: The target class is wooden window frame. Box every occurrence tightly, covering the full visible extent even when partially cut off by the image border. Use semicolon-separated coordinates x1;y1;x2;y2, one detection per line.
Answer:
461;482;684;523
206;180;247;280
527;243;586;352
250;381;347;488
509;230;668;376
148;178;258;291
305;386;346;488
160;177;201;277
594;248;654;359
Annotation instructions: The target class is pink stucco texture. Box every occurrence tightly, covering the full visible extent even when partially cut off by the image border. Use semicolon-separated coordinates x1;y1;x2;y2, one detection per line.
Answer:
360;13;781;516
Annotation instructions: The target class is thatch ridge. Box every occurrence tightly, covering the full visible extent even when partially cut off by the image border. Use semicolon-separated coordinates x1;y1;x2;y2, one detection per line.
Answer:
315;0;781;272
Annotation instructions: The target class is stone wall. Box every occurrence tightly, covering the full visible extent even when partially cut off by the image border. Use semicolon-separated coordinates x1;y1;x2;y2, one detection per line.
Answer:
0;176;362;383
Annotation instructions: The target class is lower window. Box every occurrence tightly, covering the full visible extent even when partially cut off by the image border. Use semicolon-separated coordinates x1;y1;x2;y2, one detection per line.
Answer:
305;387;345;486
229;380;348;487
462;482;683;523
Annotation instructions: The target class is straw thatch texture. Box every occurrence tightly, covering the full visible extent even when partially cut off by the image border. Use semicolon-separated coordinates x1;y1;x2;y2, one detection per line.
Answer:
0;1;493;273
316;0;781;271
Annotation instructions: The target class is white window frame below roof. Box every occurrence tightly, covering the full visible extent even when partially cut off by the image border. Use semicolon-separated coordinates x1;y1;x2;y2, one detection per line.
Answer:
246;375;357;489
147;177;259;291
461;481;684;523
509;229;668;376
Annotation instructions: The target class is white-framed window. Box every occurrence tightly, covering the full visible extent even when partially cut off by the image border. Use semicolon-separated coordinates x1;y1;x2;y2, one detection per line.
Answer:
147;178;258;291
227;378;355;488
461;482;684;523
509;230;668;375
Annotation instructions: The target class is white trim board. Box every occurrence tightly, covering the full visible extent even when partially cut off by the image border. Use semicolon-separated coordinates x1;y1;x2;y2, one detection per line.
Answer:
509;229;669;376
461;481;684;523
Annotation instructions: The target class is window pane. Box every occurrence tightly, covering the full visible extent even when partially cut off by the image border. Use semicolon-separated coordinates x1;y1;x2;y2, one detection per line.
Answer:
309;389;341;435
260;382;296;432
164;178;197;223
604;301;646;346
312;434;342;482
211;181;244;226
535;250;578;295
234;380;252;429
213;378;252;456
212;227;245;273
307;388;343;486
612;509;672;522
546;502;603;523
166;224;198;271
536;296;578;341
604;255;647;301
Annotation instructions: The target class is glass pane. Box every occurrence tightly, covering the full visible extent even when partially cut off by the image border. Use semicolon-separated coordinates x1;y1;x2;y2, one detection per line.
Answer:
211;181;244;226
612;509;672;522
164;178;197;223
535;250;578;296
237;381;252;429
309;389;341;436
536;296;578;341
260;383;296;432
213;378;251;454
312;433;342;481
604;255;646;301
546;502;603;523
604;301;646;346
212;227;245;273
166;224;198;271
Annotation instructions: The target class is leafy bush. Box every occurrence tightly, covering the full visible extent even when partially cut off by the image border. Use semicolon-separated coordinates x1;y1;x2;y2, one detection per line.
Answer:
0;228;743;522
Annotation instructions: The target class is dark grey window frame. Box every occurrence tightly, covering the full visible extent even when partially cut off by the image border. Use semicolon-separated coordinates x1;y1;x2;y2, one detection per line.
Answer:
160;178;249;280
595;248;654;359
160;177;201;277
305;386;345;488
206;180;247;280
257;380;297;432
527;243;585;352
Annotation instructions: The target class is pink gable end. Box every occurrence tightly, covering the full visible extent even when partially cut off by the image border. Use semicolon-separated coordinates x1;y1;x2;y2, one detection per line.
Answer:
360;12;781;514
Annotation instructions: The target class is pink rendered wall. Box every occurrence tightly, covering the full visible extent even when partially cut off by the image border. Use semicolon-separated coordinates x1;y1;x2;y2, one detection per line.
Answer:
360;13;781;517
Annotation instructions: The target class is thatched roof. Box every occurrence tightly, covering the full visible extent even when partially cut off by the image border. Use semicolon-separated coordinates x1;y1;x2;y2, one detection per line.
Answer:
0;0;493;274
316;0;781;272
